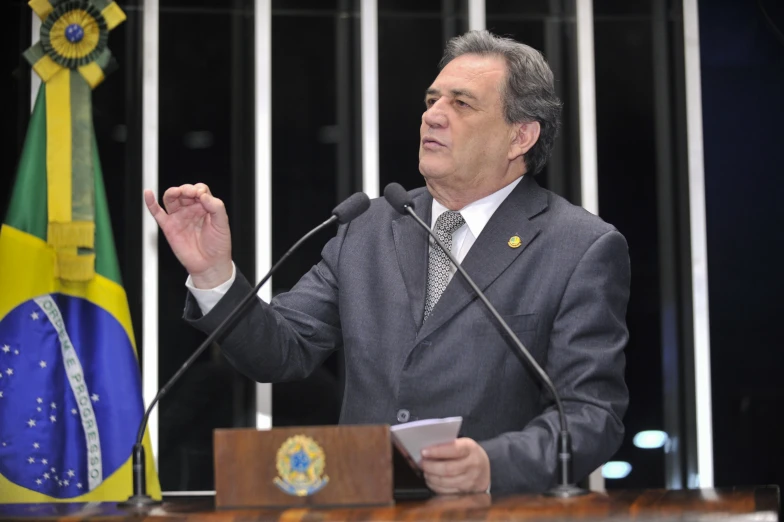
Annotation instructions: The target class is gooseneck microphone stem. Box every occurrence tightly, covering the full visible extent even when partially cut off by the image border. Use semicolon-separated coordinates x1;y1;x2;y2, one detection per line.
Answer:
120;191;370;508
384;183;586;498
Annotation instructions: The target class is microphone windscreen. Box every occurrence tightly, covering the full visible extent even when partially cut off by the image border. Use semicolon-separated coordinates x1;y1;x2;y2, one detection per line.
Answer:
383;183;413;214
332;192;371;224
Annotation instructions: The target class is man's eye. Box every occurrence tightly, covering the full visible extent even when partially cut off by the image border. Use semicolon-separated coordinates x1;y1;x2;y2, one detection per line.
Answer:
456;99;470;108
426;98;436;107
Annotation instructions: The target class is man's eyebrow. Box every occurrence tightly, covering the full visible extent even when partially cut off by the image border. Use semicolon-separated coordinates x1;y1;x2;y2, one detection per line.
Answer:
450;89;478;100
424;88;478;100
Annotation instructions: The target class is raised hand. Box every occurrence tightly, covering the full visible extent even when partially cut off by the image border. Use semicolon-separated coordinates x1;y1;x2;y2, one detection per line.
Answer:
144;183;233;289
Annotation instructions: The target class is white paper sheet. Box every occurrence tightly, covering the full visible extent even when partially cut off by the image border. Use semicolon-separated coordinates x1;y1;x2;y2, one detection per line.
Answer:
390;416;463;467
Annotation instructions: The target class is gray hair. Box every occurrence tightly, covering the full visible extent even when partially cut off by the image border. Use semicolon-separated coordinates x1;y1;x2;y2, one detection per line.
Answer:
439;30;562;175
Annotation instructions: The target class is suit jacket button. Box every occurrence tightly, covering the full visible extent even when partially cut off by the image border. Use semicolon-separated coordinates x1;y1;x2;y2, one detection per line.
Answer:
396;409;410;423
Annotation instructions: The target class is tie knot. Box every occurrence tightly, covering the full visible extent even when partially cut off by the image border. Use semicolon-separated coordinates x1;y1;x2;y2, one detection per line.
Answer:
435;211;465;235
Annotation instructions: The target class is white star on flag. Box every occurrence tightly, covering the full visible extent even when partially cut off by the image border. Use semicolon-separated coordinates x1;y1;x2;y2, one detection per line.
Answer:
71;409;77;415
33;442;39;449
36;407;42;412
91;394;99;402
51;467;56;473
30;311;39;320
39;361;46;368
1;344;9;353
49;415;56;423
13;350;18;355
63;480;70;486
5;368;13;376
36;397;42;404
50;402;56;409
0;391;3;398
76;483;83;489
36;479;42;485
67;469;75;477
43;473;49;479
27;419;36;427
58;480;62;487
28;457;35;464
42;458;48;465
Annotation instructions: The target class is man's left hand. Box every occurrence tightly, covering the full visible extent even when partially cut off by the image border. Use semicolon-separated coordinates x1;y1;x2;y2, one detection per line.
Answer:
420;438;491;494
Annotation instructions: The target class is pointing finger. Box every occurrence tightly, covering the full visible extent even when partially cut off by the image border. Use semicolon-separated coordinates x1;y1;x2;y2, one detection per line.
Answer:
144;189;168;227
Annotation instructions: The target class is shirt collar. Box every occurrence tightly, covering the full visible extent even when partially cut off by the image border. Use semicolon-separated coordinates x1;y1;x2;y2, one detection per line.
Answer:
431;176;523;237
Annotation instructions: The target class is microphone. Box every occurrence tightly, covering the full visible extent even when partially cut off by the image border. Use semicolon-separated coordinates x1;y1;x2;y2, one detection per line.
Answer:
383;183;587;498
119;191;371;508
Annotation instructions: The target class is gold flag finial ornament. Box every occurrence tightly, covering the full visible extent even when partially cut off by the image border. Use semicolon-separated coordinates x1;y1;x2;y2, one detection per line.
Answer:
25;0;126;88
22;0;126;281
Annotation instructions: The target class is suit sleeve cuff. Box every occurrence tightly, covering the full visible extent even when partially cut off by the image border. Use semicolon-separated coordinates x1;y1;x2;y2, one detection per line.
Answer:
185;262;237;316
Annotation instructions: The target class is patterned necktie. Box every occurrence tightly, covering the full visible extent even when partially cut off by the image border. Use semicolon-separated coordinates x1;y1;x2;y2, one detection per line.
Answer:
424;210;466;321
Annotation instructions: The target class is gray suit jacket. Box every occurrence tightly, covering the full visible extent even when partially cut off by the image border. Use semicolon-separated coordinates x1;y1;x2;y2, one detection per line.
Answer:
184;175;630;494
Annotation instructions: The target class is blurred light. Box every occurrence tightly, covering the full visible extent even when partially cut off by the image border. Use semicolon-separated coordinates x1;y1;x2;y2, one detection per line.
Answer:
633;430;669;449
602;461;632;479
317;125;339;144
183;131;214;149
112;124;127;143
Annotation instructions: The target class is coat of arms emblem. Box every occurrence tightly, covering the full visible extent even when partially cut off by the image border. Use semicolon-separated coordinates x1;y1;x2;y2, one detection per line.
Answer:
273;435;329;496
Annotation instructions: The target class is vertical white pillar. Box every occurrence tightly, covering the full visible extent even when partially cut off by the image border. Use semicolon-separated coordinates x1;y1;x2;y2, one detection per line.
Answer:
683;0;713;489
576;0;599;216
142;0;160;466
360;0;379;199
468;0;485;31
576;0;603;491
255;0;273;430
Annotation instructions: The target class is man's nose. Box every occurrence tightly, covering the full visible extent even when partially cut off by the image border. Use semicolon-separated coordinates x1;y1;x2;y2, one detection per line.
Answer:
423;102;448;128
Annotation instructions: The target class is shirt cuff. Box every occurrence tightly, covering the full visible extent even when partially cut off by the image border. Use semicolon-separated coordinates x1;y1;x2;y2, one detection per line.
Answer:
185;262;237;316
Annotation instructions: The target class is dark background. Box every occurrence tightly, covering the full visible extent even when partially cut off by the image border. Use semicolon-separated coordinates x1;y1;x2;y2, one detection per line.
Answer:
700;0;784;489
2;0;782;493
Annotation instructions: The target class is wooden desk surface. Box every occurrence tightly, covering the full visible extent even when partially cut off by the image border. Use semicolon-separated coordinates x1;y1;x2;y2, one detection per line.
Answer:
0;486;779;521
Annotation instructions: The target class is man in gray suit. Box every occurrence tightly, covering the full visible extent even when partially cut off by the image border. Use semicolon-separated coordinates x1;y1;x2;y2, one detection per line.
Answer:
145;31;630;495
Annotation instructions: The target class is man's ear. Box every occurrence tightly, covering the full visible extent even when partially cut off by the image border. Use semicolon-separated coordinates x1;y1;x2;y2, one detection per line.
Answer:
508;121;541;161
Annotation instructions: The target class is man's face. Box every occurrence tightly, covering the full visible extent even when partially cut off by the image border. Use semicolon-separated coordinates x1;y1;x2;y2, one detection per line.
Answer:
419;54;517;189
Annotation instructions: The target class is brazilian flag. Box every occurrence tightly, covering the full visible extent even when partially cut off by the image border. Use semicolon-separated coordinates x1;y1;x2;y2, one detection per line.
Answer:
0;0;160;502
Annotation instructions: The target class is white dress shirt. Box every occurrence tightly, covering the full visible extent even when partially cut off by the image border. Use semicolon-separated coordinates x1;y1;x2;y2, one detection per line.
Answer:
187;176;523;316
430;176;522;283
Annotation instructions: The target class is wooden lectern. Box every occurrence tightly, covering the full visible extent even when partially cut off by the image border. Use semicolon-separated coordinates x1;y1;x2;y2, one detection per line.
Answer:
213;425;417;509
0;426;779;521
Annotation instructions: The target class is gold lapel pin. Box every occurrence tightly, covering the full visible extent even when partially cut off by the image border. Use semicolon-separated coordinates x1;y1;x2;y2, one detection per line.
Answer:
508;235;522;248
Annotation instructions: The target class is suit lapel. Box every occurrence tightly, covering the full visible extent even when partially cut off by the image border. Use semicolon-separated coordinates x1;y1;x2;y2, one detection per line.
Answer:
391;189;433;331
416;176;548;342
